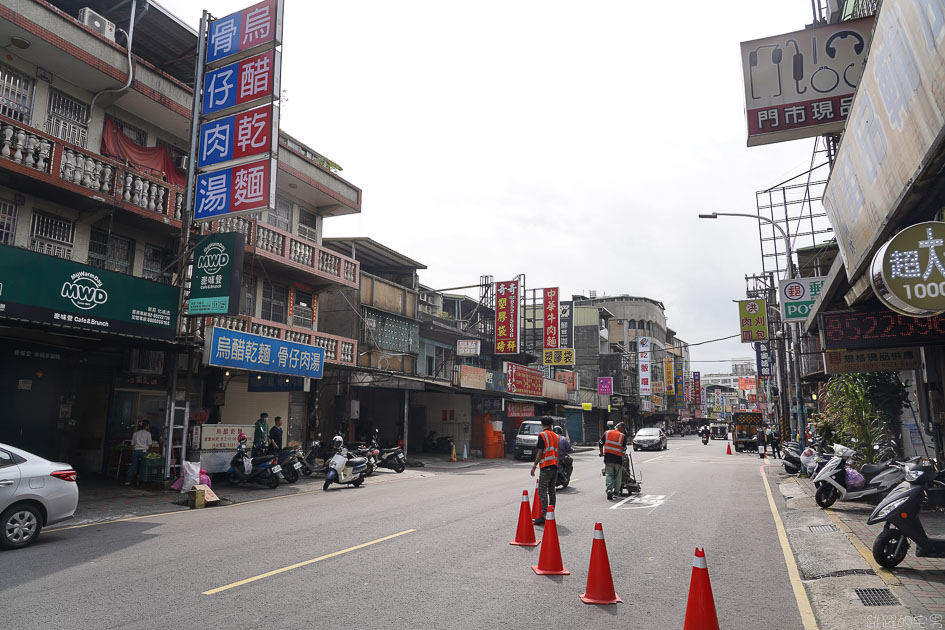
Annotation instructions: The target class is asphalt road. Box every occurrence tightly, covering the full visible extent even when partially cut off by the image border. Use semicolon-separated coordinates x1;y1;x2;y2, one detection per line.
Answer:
0;436;804;629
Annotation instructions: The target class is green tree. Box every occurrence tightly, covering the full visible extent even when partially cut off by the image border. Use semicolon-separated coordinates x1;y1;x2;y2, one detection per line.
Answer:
819;372;906;464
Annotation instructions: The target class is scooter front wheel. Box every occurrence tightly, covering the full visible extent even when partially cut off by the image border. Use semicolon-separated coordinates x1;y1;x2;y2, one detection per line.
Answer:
815;484;839;508
873;528;909;569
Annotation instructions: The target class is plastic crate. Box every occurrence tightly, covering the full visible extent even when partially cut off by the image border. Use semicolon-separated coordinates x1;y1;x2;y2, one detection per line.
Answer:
138;457;165;482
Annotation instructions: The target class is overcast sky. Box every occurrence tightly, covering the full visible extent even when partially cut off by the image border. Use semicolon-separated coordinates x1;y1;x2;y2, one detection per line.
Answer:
160;0;821;372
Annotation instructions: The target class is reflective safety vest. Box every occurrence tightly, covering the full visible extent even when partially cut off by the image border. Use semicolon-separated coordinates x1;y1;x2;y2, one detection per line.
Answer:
602;429;626;457
538;430;560;469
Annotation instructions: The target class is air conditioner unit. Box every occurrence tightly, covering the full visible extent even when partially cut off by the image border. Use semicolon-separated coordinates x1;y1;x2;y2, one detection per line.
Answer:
175;154;188;171
78;7;116;41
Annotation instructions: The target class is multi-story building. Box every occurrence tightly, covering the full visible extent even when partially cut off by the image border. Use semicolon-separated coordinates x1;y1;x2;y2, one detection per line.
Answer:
0;1;362;475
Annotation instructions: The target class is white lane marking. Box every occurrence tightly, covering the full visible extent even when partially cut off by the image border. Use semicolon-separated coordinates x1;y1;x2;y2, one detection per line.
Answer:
610;494;669;511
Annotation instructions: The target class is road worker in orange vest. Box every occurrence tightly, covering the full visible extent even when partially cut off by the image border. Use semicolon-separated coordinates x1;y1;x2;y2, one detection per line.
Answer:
529;416;559;526
599;422;628;501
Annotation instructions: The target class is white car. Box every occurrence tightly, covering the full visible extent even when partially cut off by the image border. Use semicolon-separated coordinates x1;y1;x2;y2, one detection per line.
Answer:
0;443;78;550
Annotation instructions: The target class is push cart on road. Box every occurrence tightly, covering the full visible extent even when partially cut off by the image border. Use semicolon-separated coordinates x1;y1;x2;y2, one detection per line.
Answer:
602;447;642;496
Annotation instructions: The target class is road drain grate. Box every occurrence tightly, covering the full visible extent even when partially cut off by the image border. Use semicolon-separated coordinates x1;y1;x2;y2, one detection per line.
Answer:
855;588;900;607
809;524;840;533
805;568;875;580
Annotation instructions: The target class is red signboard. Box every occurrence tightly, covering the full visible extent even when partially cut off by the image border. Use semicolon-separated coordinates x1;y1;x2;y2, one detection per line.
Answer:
555;371;578;391
495;280;519;354
505;362;543;397
693;372;701;406
543;287;559;349
507;402;535;418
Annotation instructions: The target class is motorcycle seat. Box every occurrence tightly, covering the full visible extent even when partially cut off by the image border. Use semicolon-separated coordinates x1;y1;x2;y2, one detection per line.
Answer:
348;457;367;466
860;463;887;477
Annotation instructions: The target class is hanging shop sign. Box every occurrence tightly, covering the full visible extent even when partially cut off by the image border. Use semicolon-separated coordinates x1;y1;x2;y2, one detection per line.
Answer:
652;379;664;394
559;300;573;348
543;287;560;348
693;372;701;406
640;399;652;412
202;50;282;119
597;377;613;396
779;276;827;321
542;378;568;402
819;308;945;350
494;280;520;354
197;103;280;170
542;347;575;366
507;402;535;418
194;157;277;222
738;377;756;392
674;360;684;406
825;347;921;375
485;370;508;392
0;245;177;340
823;0;945;280
651;394;664;408
638;336;651;396
199;424;255;451
740;18;873;147
664;357;674;395
871;222;945;317
755;341;773;378
555;371;579;391
204;326;324;378
504;362;542;397
738;299;768;342
187;232;245;316
582;402;593;411
206;0;284;65
456;339;481;357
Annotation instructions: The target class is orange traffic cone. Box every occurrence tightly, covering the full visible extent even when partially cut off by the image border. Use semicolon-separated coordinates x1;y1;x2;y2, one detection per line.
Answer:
580;523;622;604
683;547;720;630
532;479;542;520
450;444;457;462
726;443;732;455
761;448;766;459
510;490;539;547
532;505;570;575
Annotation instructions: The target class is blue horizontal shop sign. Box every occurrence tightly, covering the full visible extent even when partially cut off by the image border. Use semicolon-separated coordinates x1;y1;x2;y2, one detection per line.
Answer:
204;326;324;379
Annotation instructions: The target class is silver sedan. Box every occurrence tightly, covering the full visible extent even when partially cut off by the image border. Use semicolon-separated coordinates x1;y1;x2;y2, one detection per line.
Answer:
0;443;79;550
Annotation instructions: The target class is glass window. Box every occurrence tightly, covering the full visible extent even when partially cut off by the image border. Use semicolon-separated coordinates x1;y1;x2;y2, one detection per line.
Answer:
88;227;134;274
30;211;74;259
0;199;18;245
291;287;314;329
108;116;148;146
241;273;257;317
297;208;318;243
0;449;13;468
0;63;33;123
266;197;291;232
261;279;287;323
142;244;171;283
45;89;88;147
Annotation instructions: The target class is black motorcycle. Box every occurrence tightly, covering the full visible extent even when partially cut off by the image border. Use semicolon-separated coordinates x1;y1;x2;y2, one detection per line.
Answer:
556;454;573;488
227;438;280;488
423;430;454;454
869;463;944;569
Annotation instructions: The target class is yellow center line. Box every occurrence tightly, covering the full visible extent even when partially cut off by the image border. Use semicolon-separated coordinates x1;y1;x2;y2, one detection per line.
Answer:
641;455;665;464
760;466;818;630
203;529;417;595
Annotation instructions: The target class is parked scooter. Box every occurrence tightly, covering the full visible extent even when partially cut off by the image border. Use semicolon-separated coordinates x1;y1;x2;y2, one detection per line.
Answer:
298;437;330;476
323;436;368;490
423;430;454;454
227;433;280;488
271;445;302;483
812;444;909;508
364;429;406;473
869;463;944;568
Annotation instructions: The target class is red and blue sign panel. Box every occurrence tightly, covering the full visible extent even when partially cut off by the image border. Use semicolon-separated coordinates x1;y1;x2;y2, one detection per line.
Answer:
198;104;278;169
206;0;282;65
202;50;280;118
194;157;275;222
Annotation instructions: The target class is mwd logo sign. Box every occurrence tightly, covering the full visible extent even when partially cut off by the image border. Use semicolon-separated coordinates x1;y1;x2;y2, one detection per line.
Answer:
779;277;825;322
61;271;108;310
197;242;230;275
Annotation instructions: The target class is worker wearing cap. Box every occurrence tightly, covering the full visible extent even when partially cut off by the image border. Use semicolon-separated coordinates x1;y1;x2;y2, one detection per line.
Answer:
599;422;628;500
530;416;559;525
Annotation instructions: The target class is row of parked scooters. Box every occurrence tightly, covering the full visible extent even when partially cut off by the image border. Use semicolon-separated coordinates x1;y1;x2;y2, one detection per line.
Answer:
226;429;407;491
781;438;945;569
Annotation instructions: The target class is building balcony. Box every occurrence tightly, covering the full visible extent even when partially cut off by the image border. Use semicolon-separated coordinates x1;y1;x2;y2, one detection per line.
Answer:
206;314;357;367
209;215;360;291
0;114;184;225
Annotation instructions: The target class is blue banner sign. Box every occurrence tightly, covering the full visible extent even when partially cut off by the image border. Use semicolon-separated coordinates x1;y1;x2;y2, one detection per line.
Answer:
204;326;324;379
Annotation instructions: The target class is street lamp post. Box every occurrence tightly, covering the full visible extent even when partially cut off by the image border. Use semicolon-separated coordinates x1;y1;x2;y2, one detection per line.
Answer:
699;212;807;446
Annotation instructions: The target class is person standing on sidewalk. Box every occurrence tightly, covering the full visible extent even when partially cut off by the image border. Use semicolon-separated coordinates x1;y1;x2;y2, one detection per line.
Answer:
756;425;767;458
253;413;269;456
770;427;782;459
599;422;628;501
125;420;152;486
268;417;284;453
529;417;559;526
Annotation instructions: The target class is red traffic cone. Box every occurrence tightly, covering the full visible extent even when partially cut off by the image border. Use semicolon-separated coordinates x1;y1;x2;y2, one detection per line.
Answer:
510;490;539;547
580;523;622;604
761;448;766;459
683;547;720;630
531;479;542;520
532;505;570;575
726;443;732;455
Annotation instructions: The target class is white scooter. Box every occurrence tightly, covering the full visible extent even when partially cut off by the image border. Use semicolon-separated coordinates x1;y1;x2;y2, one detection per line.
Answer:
812;444;910;508
323;437;368;491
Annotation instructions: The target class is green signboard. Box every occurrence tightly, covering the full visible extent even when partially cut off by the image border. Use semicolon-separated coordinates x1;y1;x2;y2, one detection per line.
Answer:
871;221;945;317
0;245;178;339
187;232;245;316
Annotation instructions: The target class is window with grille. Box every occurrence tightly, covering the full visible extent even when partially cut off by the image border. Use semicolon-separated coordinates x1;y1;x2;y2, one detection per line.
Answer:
142;243;171;283
88;227;134;274
298;208;318;243
30;211;74;258
266;197;291;232
241;274;257;317
45;89;89;147
156;138;187;168
108;116;147;146
0;200;18;246
0;63;33;123
291;287;314;329
261;279;287;323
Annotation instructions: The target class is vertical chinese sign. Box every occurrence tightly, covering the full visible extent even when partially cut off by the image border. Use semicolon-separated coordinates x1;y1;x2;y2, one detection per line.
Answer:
755;341;772;378
495;280;519;354
543;287;559;349
674;360;685;409
693;372;701;407
738;299;768;343
638;337;651;396
664;357;674;395
559;300;573;348
194;0;284;223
